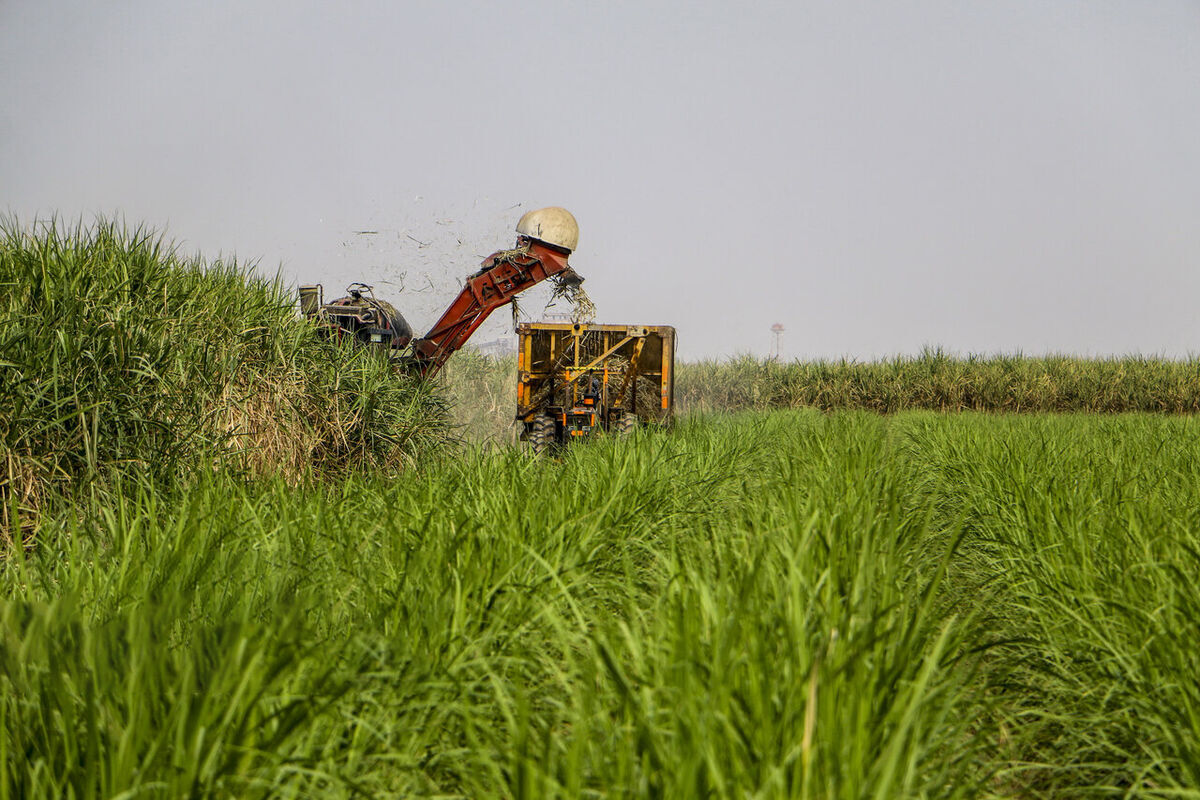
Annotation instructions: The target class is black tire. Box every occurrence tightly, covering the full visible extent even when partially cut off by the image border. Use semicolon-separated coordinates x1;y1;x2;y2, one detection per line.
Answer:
615;414;637;436
528;414;556;455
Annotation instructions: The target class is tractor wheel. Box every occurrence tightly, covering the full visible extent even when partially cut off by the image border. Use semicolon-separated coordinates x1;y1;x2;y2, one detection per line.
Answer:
528;414;556;455
615;414;637;437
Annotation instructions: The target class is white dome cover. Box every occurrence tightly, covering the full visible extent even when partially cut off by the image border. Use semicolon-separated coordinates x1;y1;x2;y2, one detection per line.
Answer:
515;207;579;252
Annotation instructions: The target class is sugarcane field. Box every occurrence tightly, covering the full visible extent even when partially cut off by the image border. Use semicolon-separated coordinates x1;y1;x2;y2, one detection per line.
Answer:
4;4;1200;799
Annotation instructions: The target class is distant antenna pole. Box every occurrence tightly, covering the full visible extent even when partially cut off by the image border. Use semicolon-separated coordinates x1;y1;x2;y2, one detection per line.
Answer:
770;323;785;359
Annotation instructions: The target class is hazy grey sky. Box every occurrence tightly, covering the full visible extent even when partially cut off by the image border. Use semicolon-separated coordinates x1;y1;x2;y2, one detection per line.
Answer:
3;0;1199;358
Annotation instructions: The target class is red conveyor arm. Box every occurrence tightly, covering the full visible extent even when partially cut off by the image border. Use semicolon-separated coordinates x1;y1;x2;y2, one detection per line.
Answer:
409;239;576;377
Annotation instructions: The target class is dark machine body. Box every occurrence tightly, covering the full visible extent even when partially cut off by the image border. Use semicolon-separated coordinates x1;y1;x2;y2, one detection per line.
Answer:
298;283;413;351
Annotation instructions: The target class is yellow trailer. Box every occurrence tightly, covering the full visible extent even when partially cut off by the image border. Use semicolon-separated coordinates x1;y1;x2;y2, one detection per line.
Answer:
516;322;675;452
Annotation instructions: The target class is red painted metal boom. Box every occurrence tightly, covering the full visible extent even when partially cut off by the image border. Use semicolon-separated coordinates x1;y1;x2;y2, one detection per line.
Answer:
409;238;577;377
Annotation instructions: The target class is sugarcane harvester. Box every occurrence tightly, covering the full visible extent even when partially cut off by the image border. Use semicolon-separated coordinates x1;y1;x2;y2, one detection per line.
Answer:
298;206;583;378
299;206;675;452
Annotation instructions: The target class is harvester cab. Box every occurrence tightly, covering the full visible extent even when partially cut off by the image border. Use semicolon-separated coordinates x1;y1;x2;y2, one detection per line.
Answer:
297;282;413;351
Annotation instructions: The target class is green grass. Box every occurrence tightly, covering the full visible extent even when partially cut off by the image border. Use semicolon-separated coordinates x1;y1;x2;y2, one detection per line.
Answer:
4;411;1200;797
677;350;1200;414
438;348;520;446
5;218;1200;797
438;349;1200;448
0;218;447;540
